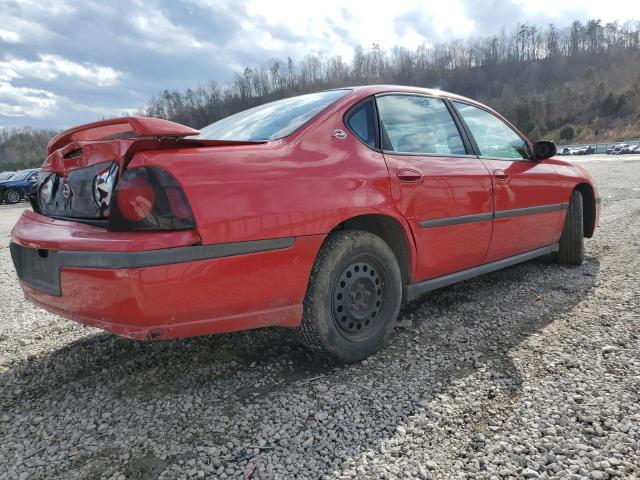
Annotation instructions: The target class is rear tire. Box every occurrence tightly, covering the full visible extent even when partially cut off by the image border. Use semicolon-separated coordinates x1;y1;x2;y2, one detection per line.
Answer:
557;190;584;265
299;231;402;363
4;189;21;205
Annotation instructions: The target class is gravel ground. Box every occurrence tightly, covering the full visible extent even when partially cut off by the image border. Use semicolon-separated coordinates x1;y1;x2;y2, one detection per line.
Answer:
1;157;639;480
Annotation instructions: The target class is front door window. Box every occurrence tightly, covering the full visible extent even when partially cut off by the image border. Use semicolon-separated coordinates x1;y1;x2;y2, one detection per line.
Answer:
452;101;530;160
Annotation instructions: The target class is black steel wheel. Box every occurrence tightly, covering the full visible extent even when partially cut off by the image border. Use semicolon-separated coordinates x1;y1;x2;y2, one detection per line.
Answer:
332;257;387;341
299;230;402;362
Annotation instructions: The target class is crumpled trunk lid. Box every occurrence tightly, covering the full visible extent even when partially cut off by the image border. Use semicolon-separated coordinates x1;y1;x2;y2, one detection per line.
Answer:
35;116;265;225
37;139;132;223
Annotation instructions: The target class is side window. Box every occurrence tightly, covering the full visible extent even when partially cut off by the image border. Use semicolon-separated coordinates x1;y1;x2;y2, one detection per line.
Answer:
345;99;377;149
376;95;466;155
453;102;530;160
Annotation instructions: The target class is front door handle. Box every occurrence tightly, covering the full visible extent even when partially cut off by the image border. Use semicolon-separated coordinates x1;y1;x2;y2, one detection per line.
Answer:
494;169;510;181
396;168;423;183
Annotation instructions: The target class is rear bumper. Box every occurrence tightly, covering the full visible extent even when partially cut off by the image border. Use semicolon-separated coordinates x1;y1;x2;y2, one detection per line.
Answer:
11;211;323;340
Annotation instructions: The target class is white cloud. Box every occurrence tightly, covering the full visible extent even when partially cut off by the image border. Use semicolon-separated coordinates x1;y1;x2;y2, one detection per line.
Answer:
128;10;207;52
244;0;464;56
0;54;122;87
0;10;56;44
0;82;60;118
512;0;640;21
0;29;21;43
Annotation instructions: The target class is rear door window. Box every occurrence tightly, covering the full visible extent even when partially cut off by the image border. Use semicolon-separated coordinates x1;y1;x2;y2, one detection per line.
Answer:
376;95;467;155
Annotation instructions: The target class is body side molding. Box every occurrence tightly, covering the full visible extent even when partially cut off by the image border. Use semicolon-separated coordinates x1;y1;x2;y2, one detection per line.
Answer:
420;203;568;228
493;203;568;219
405;243;559;301
420;212;493;228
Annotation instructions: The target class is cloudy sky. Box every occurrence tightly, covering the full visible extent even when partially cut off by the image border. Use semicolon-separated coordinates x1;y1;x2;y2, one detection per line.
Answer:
1;0;638;130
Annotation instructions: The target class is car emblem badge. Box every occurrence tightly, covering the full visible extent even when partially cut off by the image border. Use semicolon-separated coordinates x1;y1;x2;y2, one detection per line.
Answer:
332;129;347;140
62;183;72;199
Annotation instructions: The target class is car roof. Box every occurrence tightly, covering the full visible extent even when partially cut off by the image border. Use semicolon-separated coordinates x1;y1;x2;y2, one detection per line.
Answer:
342;84;479;105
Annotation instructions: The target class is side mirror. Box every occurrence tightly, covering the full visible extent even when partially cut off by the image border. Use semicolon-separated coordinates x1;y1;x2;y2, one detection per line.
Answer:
533;140;557;161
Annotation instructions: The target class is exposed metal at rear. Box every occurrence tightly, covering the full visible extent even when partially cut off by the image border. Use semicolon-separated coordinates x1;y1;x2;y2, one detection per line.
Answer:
36;140;127;224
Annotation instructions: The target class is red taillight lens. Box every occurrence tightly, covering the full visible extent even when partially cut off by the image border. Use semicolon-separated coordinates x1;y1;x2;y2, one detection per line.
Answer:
108;167;196;231
116;174;156;222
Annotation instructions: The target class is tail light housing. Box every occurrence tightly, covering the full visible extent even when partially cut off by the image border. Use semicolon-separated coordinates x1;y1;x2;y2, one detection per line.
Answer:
93;162;118;213
108;167;196;232
39;173;55;206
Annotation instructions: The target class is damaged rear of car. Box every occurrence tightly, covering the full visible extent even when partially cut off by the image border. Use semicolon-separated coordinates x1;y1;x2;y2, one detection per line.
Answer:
35;116;223;228
9;115;304;340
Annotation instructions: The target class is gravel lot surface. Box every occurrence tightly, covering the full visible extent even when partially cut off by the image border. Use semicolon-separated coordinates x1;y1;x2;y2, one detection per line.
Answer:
1;156;639;479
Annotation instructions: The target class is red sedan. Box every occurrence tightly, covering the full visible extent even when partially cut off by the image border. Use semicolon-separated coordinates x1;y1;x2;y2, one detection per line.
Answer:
10;86;600;362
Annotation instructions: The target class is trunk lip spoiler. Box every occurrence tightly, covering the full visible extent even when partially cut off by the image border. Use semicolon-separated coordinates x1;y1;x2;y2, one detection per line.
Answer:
48;116;199;155
48;116;269;155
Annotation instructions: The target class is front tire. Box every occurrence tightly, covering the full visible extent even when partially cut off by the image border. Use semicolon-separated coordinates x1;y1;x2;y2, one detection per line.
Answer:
557;190;584;265
4;189;21;205
299;231;402;363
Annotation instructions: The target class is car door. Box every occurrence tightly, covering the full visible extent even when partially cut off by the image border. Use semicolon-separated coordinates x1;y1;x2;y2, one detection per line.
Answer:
375;93;494;281
451;100;565;262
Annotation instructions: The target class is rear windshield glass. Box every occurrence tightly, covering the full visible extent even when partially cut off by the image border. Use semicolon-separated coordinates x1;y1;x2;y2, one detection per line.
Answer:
195;89;350;141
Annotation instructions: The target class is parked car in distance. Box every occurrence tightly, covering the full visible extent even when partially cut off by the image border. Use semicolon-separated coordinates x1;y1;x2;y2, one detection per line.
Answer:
0;168;39;204
570;147;583;155
606;144;622;154
609;144;629;155
559;147;571;155
571;145;594;155
9;86;600;362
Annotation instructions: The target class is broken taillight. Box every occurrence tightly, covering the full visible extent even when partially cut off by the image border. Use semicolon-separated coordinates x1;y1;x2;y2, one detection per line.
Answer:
108;166;196;232
93;162;118;213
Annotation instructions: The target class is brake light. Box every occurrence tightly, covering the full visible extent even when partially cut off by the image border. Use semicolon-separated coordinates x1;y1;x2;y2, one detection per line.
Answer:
108;167;196;231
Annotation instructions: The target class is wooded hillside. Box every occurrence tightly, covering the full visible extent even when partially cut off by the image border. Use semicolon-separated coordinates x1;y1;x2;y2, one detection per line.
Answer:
0;128;57;172
144;19;640;145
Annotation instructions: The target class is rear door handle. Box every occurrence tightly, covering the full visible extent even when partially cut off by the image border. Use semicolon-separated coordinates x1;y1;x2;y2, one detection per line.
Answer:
396;169;423;183
494;169;510;181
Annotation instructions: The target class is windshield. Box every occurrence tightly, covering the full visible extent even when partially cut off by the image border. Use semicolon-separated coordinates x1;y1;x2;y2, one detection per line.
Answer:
195;89;350;141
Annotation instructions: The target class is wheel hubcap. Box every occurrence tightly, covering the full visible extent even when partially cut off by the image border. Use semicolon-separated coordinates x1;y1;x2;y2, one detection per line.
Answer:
332;260;384;336
7;191;19;203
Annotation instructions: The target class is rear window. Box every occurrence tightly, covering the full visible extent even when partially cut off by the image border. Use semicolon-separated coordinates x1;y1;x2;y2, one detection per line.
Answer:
196;90;350;141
